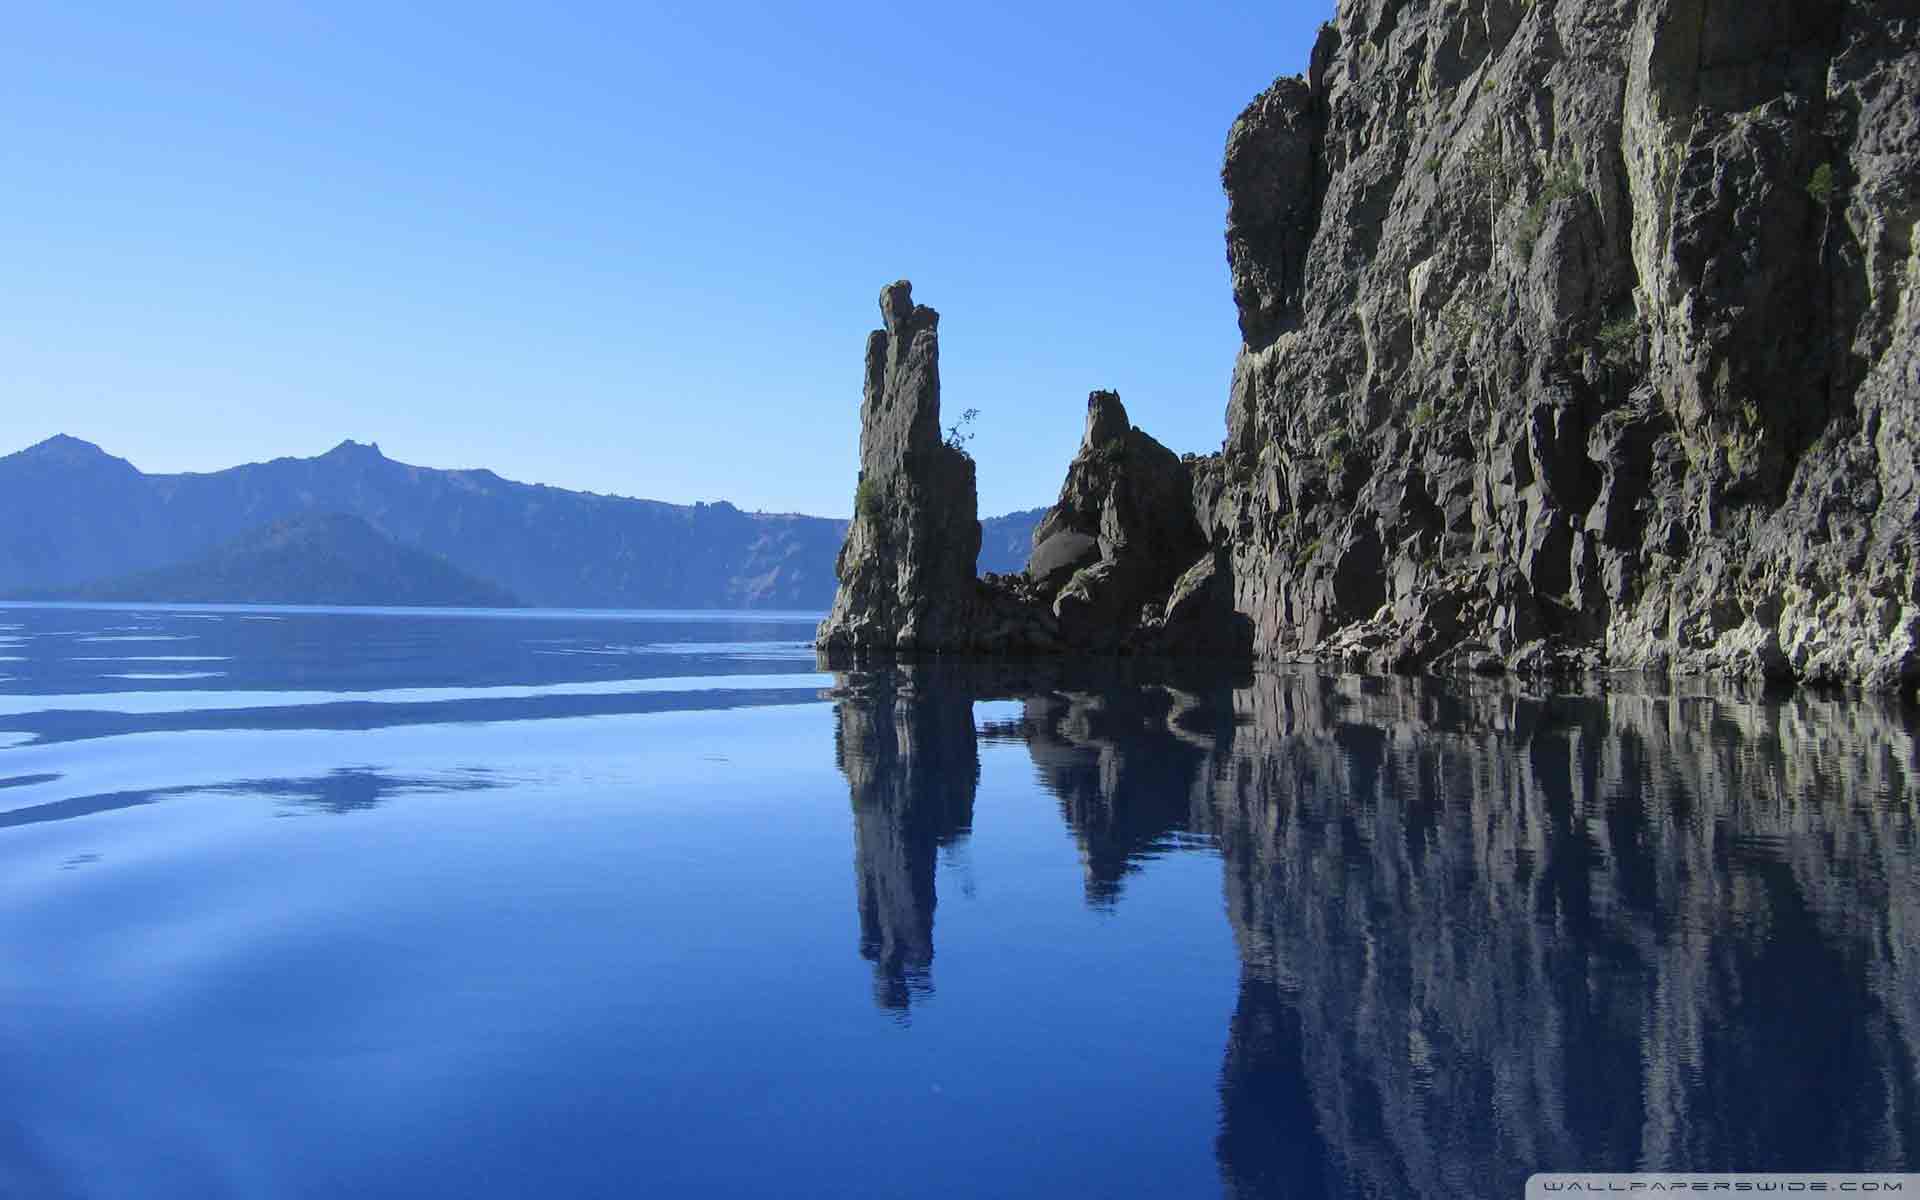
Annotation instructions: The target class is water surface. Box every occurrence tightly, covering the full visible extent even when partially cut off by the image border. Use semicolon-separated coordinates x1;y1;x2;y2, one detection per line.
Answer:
1;603;1913;1198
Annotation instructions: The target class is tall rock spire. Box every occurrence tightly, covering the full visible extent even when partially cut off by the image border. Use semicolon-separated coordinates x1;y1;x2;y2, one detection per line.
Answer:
817;281;983;654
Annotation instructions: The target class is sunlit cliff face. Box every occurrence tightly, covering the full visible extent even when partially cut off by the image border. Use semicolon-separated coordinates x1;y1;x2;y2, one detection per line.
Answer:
830;663;1920;1193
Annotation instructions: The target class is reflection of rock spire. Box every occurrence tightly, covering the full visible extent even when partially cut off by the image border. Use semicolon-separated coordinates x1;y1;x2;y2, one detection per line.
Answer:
1020;685;1226;907
832;664;978;1012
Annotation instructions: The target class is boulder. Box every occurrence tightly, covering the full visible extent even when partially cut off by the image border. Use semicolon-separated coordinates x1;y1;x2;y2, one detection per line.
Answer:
1026;390;1210;645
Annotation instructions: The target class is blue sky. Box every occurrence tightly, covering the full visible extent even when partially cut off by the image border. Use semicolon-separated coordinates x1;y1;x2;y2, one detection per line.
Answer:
0;2;1323;518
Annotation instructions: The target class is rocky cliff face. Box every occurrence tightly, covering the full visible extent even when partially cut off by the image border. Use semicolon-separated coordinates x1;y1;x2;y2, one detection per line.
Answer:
820;3;1917;687
1212;0;1920;687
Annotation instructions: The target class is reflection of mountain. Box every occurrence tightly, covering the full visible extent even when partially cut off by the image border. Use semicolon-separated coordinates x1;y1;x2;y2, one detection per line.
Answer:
832;664;978;1011
2;681;830;750
826;661;1920;1193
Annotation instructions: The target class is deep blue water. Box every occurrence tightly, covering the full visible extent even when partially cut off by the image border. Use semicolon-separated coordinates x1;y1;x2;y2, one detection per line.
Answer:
0;603;1914;1199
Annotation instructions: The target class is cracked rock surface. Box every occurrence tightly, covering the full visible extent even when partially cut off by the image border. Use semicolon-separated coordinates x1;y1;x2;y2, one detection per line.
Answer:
1214;0;1920;687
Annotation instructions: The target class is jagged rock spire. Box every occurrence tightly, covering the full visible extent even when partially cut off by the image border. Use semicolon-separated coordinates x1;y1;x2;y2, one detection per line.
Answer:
816;281;983;654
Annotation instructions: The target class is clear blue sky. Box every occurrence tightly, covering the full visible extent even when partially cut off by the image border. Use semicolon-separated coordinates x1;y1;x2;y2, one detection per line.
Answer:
0;2;1324;518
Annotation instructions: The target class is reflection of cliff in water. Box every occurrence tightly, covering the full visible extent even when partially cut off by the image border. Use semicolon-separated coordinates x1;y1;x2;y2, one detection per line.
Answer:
1206;675;1920;1196
827;660;1920;1192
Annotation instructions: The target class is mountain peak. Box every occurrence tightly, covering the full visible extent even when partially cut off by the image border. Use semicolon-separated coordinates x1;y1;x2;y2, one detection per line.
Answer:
3;434;136;475
323;439;386;461
22;433;110;459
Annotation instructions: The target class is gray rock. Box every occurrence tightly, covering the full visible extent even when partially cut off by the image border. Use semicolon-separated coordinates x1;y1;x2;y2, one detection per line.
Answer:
1083;388;1130;451
817;282;984;654
820;0;1919;690
1026;390;1213;647
1028;530;1100;592
1208;0;1920;689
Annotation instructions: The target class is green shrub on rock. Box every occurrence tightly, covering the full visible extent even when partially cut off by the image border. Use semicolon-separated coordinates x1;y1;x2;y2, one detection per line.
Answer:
1807;162;1836;208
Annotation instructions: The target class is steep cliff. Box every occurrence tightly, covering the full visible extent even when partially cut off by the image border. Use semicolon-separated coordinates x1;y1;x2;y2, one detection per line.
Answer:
1213;0;1920;686
821;3;1918;687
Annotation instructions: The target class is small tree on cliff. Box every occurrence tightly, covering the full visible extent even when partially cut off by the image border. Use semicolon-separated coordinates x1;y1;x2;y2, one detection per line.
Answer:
944;408;979;457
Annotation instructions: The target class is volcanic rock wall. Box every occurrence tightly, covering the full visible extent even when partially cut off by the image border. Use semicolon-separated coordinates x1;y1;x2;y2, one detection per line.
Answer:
1212;0;1920;686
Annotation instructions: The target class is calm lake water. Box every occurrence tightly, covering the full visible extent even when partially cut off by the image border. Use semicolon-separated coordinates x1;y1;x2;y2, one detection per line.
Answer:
0;603;1914;1198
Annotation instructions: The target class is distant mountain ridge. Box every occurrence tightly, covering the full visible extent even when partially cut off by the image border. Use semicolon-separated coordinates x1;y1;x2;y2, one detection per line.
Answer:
0;436;1042;609
979;507;1048;578
22;513;522;608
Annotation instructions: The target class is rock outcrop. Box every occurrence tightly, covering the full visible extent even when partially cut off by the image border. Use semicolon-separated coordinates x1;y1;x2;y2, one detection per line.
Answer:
1026;390;1230;650
1211;0;1920;687
817;282;984;653
818;289;1249;658
822;3;1919;688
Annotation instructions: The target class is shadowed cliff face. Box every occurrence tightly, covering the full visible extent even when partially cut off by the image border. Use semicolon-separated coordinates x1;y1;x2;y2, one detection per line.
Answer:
1210;0;1920;688
826;660;1920;1192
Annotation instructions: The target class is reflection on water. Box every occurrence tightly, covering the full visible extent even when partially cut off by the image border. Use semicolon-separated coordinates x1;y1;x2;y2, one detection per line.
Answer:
833;670;977;1011
0;604;1913;1197
825;660;1919;1195
0;766;505;829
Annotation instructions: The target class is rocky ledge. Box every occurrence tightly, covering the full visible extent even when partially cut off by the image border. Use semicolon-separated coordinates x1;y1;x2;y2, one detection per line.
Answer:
823;1;1920;691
